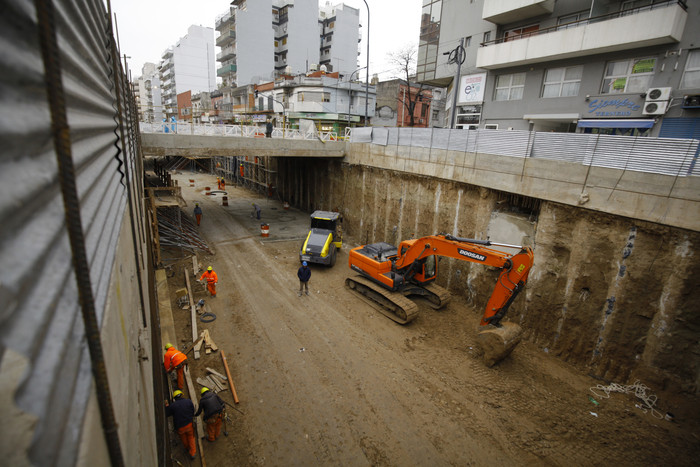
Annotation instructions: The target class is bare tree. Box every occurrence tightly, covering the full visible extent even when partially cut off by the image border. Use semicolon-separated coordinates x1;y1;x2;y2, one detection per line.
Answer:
388;46;427;127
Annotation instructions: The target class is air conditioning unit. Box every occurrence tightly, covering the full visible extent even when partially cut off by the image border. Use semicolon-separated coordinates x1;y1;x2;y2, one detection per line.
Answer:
646;87;672;101
643;100;669;115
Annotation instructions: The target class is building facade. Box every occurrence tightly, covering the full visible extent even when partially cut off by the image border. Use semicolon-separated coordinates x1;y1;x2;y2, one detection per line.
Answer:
417;0;700;137
215;1;360;88
253;70;376;133
134;62;163;123
373;79;435;128
159;25;217;119
319;2;361;76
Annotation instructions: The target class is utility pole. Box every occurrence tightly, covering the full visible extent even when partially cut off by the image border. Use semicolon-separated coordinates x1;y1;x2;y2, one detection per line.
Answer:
447;38;466;129
362;0;370;126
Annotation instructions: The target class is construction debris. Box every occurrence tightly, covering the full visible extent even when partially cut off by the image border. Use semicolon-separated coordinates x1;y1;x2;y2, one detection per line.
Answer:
193;329;219;360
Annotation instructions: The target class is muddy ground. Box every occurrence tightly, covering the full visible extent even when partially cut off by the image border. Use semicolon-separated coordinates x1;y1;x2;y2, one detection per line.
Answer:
163;173;699;466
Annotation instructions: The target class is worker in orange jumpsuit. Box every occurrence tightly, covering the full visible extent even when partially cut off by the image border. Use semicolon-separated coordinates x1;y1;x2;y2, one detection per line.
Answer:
219;177;225;190
199;266;218;297
165;390;197;460
216;177;222;190
164;343;188;390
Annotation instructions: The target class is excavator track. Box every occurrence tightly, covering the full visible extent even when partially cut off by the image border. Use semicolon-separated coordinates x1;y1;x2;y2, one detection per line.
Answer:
345;275;419;324
418;282;451;310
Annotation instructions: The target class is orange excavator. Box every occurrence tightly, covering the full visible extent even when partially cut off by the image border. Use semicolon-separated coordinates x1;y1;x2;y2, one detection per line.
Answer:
346;234;534;365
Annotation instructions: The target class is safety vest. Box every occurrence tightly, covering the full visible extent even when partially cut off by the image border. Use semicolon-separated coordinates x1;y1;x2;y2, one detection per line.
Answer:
164;347;187;371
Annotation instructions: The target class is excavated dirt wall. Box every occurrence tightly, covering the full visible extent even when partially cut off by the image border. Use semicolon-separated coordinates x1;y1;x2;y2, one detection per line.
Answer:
275;157;700;398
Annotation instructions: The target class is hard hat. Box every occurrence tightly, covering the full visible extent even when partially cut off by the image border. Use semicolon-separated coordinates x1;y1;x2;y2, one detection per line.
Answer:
173;390;183;398
207;266;213;271
201;387;210;395
165;343;173;350
195;203;199;206
302;261;308;266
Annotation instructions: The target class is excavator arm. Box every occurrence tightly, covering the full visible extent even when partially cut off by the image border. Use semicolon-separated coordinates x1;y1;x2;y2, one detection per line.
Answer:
394;234;534;327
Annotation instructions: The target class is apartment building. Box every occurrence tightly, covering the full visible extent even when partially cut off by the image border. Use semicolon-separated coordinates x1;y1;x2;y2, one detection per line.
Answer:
253;70;376;133
215;0;360;87
134;62;163;123
417;0;700;138
159;25;216;119
319;2;361;76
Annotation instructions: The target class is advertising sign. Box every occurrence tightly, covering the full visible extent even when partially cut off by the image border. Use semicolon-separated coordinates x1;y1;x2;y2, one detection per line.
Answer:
458;73;487;104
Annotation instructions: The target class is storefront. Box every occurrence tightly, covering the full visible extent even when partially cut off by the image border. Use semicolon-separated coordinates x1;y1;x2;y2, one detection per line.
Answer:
577;118;654;136
575;94;654;135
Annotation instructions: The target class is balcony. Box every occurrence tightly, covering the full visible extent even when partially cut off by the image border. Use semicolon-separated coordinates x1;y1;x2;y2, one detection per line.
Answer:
216;30;236;47
477;1;688;70
217;47;236;62
215;11;235;31
483;0;554;24
217;64;237;76
162;48;173;59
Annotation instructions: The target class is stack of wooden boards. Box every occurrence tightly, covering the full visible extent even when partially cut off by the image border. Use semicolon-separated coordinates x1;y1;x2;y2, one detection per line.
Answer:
193;329;218;360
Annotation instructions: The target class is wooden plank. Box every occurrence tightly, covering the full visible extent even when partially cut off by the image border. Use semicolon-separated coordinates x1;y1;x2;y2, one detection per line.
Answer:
184;268;197;343
192;256;200;278
220;350;240;404
205;367;227;381
184;366;206;467
156;269;176;348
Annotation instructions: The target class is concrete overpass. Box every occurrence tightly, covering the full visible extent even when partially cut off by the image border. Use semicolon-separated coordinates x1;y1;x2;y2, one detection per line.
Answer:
141;133;346;158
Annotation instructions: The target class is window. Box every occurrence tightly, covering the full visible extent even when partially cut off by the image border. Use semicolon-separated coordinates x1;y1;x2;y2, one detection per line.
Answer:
557;11;589;30
465;36;471;47
323;92;331;102
484;124;499;129
483;31;491;43
274;40;278;47
282;38;287;45
495;73;525;101
504;24;538;42
681;50;700;89
456;104;481;129
542;66;582;97
329;21;335;28
601;57;656;94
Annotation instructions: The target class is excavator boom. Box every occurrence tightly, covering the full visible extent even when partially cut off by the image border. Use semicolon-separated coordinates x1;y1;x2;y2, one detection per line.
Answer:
346;234;534;365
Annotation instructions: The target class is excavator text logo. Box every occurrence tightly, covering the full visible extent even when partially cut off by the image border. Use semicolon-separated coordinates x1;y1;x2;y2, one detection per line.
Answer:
458;249;486;262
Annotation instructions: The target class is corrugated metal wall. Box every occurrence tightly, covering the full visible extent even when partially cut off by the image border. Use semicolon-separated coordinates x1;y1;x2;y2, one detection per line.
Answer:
352;127;700;177
0;0;147;465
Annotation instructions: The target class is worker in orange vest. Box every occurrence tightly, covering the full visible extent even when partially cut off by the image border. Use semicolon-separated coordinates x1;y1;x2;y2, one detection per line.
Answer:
220;177;225;190
199;266;218;297
164;343;188;390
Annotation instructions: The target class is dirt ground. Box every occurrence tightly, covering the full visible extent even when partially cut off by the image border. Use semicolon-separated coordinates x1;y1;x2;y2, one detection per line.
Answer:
163;173;699;467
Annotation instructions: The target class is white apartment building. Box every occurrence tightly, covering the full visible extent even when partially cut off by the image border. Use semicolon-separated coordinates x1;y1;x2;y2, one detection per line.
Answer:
159;25;216;118
319;2;361;76
216;0;360;88
134;62;163;123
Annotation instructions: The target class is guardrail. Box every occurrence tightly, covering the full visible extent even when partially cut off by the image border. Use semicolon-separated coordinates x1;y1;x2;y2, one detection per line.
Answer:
350;127;700;177
140;122;342;141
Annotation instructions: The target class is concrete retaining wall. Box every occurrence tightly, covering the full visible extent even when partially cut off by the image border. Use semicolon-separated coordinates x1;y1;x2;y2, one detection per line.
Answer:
275;154;700;395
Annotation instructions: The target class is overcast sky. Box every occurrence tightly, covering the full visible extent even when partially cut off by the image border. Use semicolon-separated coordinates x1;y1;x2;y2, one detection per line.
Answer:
108;0;422;82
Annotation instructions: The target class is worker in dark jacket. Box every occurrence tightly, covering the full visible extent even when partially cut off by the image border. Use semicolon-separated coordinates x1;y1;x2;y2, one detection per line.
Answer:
297;261;311;296
165;390;197;459
195;387;225;442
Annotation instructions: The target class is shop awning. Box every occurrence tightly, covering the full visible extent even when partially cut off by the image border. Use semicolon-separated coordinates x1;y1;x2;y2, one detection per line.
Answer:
576;119;655;129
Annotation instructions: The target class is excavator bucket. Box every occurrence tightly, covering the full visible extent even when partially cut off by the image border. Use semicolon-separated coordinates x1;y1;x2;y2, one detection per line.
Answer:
477;322;523;367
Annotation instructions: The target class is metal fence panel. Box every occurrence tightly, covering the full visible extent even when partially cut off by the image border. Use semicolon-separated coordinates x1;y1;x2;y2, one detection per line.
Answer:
0;0;134;464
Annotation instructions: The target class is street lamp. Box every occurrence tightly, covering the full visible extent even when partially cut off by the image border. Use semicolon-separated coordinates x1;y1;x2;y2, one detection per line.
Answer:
362;0;370;126
347;66;367;126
